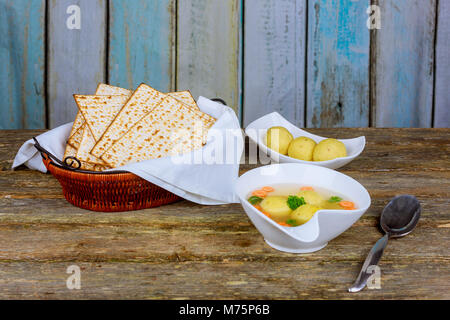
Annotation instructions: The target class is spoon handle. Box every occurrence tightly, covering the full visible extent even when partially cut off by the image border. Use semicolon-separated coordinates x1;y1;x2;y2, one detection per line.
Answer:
348;233;389;292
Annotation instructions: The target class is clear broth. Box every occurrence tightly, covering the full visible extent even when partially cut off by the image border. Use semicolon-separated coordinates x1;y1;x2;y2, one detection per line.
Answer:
248;183;355;226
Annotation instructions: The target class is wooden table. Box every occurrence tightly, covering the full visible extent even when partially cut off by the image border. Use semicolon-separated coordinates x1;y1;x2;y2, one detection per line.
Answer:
0;129;449;299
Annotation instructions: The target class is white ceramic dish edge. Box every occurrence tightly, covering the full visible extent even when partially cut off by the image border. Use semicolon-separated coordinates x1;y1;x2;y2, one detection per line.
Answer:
245;112;366;170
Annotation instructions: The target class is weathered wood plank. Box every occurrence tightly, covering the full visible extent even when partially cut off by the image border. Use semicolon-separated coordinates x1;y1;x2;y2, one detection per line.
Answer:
108;0;175;92
0;173;449;299
307;0;370;128
434;0;450;128
177;0;241;113
2;128;449;299
47;0;107;128
0;259;448;300
3;128;449;172
1;171;448;299
0;191;448;262
373;0;436;127
1;167;449;286
243;0;306;127
0;0;46;129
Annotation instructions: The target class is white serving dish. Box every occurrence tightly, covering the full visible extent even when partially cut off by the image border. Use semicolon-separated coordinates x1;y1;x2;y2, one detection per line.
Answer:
245;112;366;170
235;163;371;253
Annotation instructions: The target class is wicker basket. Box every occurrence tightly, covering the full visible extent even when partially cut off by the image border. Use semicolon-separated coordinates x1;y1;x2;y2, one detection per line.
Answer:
34;139;181;212
32;98;227;212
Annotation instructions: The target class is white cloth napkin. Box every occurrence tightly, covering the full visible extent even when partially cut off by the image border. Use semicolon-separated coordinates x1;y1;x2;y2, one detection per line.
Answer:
12;97;243;205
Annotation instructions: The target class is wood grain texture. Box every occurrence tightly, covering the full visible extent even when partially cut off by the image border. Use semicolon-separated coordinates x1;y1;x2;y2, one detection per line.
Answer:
434;0;450;128
177;0;241;113
243;0;306;127
108;0;175;92
47;0;106;128
373;0;436;127
0;0;46;129
3;128;450;299
307;0;370;128
0;260;448;300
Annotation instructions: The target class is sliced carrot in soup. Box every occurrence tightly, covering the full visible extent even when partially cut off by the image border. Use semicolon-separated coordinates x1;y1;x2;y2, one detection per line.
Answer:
252;190;267;198
339;201;356;209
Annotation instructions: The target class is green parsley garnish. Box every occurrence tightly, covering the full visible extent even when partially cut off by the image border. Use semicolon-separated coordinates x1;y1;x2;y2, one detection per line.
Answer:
287;195;306;210
328;196;342;203
248;196;263;205
286;219;300;227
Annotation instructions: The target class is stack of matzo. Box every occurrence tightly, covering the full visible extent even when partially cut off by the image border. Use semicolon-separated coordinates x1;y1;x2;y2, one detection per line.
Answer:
63;83;215;171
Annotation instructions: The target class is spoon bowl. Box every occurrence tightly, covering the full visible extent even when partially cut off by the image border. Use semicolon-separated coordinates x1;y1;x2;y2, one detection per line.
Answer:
381;195;421;237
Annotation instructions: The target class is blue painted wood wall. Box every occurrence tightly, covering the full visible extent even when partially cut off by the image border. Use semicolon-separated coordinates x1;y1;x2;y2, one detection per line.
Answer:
0;0;448;129
0;0;46;129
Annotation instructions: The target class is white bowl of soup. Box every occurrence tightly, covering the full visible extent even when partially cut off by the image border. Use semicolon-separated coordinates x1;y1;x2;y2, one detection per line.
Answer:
245;112;365;169
235;163;371;253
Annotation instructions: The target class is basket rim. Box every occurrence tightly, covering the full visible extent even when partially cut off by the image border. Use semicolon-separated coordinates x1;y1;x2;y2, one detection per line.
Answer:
33;139;183;212
46;156;134;176
46;159;138;178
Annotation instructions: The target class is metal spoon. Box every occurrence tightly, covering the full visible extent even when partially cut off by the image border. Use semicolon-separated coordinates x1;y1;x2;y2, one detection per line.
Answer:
348;195;421;292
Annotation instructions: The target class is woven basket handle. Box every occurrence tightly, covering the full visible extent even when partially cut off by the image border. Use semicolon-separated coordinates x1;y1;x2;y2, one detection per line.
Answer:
33;137;82;171
211;98;227;106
